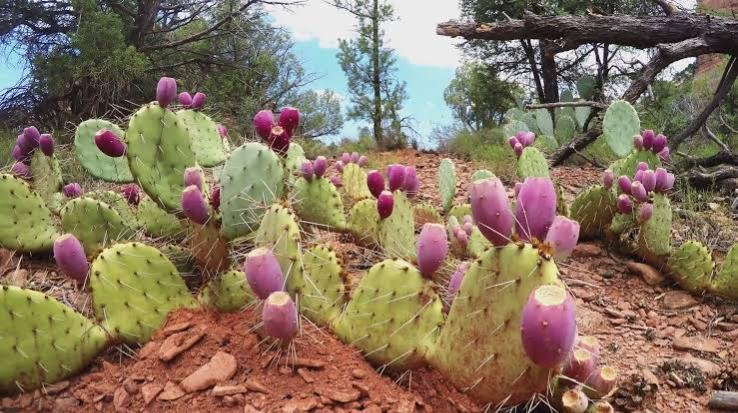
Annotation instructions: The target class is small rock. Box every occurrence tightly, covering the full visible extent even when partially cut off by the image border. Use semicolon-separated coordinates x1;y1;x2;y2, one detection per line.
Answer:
54;397;80;412
297;368;314;383
123;378;139;394
642;368;659;386
180;351;238;393
351;369;367;379
574;243;602;257
162;321;193;335
363;405;382;413
282;396;319;412
662;291;698;310
138;341;159;359
43;380;70;395
673;336;720;353
625;261;664;286
212;385;248;397
113;387;130;411
158;381;185;401
223;396;237;407
293;358;326;369
320;388;361;403
673;355;721;377
158;330;205;362
141;383;163;405
244;379;269;394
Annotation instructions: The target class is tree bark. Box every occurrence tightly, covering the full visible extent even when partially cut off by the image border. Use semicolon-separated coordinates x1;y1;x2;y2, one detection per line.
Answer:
521;40;545;103
687;166;738;187
371;0;383;146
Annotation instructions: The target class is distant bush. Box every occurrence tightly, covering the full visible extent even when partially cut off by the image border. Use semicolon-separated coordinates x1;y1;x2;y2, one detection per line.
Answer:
437;127;517;181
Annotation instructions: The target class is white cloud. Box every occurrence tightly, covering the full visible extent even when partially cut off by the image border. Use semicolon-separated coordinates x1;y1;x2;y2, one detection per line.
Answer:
269;0;464;68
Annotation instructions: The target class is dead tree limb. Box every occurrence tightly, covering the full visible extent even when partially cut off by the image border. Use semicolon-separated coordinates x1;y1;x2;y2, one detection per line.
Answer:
687;166;738;187
525;101;606;110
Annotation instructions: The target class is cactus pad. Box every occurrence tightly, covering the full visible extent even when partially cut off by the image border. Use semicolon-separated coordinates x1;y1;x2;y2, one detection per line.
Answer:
570;185;617;239
61;197;134;256
284;142;306;181
555;115;577;145
198;270;255;312
292;177;346;230
603;100;639;156
347;199;380;246
439;158;456;212
517;147;550;179
637;193;671;260
84;190;140;231
138;196;186;240
448;204;472;221
292;245;345;326
471;170;495;182
255;204;303;294
535;108;554;137
378;191;416;260
467;228;492;258
0;174;59;252
413;204;443;228
609;212;636;235
29;151;63;206
74;119;133;182
710;243;738;299
609;150;660;179
175;109;227;167
160;244;195;274
186;221;231;276
341;163;372;204
668;241;714;293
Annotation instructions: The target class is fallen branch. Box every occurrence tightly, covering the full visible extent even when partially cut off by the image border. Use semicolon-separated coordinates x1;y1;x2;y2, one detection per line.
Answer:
709;391;738;411
687;166;738;187
525;101;606;110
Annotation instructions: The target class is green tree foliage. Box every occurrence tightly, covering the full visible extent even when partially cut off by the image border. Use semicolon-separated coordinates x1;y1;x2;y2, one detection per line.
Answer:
292;90;344;138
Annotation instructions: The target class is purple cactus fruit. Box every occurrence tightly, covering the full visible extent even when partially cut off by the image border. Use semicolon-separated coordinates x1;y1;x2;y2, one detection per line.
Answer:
403;166;419;198
94;129;127;157
217;124;228;138
38;134;54;156
652;134;667;153
634;169;644;183
387;164;406;192
244;247;284;300
544;216;580;260
330;175;343;188
445;261;469;312
10;162;31;180
455;229;469;249
462;221;473;236
377;191;394;219
313;156;327;178
210;185;221;211
658;147;670;162
23;126;41;147
655;168;669;191
358;155;368;167
416;223;448;278
520;285;577;368
561;388;589;413
631;181;648;203
11;145;25;162
156;77;177;108
514;142;523;158
602;169;614;189
278;107;300;136
516;131;536;147
576;335;601;360
515;177;557;242
617;176;632;195
642;129;655;149
183;167;203;190
341;152;351;164
262;291;298;341
63;182;82;199
121;184;140;206
664;172;675;191
53;234;89;284
470;177;513;246
636;162;649;172
514;182;523;197
335;160;344;173
639;203;653;223
562;348;597;384
508;136;520;149
366;170;385;198
253;110;275;139
190;92;206;110
300;160;314;181
585;366;618;398
640;170;656;192
351;152;360;164
268;125;290;154
633;134;644;150
178;92;192;107
462;214;473;225
180;185;209;225
617;194;633;214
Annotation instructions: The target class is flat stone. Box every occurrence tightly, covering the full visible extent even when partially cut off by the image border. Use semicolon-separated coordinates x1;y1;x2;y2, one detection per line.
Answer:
158;381;185;401
138;341;159;359
626;261;665;286
162;321;193;335
158;330;205;362
43;380;70;395
141;383;163;405
54;397;80;412
297;368;314;383
662;291;699;310
673;336;720;353
113;387;130;411
244;405;262;413
642;368;659;386
282;396;319;412
319;388;360;403
244;379;269;394
293;358;325;369
573;243;602;257
212;385;248;397
180;351;237;393
351;369;367;379
674;355;722;377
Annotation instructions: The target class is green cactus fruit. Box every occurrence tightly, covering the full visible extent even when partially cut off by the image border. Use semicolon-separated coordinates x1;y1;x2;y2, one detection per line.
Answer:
517;146;550;179
341;163;372;204
603;100;640;157
347;199;380;247
138;196;186;240
0;286;109;393
29;151;63;206
668;241;714;293
291;245;345;326
575;106;591;130
710;243;738;299
284;142;307;182
255;204;303;293
471;170;495;182
439;158;456;212
175;109;227;167
535;108;554;137
220;143;284;239
84;190;141;231
378;191;415;260
198;269;255;312
609;150;660;179
0;174;59;252
333;259;444;371
160;244;196;274
74;119;133;182
555;115;577;145
429;243;564;405
126;103;197;210
89;242;197;344
570;185;617;239
448;204;472;221
413;204;443;228
637;193;671;261
61;197;134;256
292;177;346;230
609;212;636;235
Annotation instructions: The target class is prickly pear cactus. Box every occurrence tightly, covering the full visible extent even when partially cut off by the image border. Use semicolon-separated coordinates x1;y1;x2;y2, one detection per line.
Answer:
89;242;197;344
439;158;456;212
341;163;372;204
186;221;231;276
74;119;133;182
284;142;306;182
609;212;636;235
292;245;345;326
220;143;284;239
471;169;495;182
711;243;738;299
126;103;197;210
292;177;346;230
198;270;255;312
413;204;443;228
84;190;140;231
47;192;66;215
555;115;577;145
448;204;472;221
61;197;134;256
0;174;59;252
378;191;416;260
603;100;639;157
176;109;227;167
668;241;714;293
637;193;671;261
333;259;444;370
467;228;492;258
347;199;380;247
29;151;63;206
517;147;550;179
570;185;617;239
160;244;195;273
255;204;303;293
535;108;554;137
0;286;109;393
138;196;186;240
609;150;660;179
429;244;564;405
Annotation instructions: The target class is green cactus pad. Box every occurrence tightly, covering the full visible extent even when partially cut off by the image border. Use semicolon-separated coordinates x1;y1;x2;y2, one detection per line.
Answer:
341;163;372;204
517;146;550;179
555;182;569;217
710;243;738;299
255;204;303;294
609;150;661;179
603;100;640;157
29;151;63;207
577;76;596;100
413;203;443;228
46;192;66;215
90;242;197;344
448;204;472;221
292;245;345;326
535;108;554;137
74;119;133;182
439;158;456;212
668;241;714;293
175;109;227;167
160;244;196;274
471;170;495;182
284;143;306;182
378;191;416;260
220;143;284;240
61;197;134;256
138;196;186;240
467;228;492;258
84;190;140;231
570;185;617;239
333;259;444;371
429;243;564;405
347;199;380;247
292;177;346;230
198;270;255;312
575;106;591;130
0;286;109;393
504;108;525;122
555;115;577;145
609;212;636;235
637;193;672;260
0;174;59;252
503;120;530;138
126;103;197;210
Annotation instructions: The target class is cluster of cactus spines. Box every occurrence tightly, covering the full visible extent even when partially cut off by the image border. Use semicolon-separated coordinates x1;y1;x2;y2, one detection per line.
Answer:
416;223;448;278
53;234;89;284
63;182;83;199
244;247;285;300
181;185;210;225
520;285;577;368
263;291;299;342
74;119;133;182
508;130;536;157
0;174;59;252
94;129;126;157
197;269;255;312
439;158;456;212
61;197;134;256
633;129;670;162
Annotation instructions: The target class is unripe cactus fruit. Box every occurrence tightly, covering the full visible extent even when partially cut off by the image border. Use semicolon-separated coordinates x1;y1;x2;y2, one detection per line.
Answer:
366;170;385;198
508;136;519;149
520;285;577;368
244;247;284;300
341;152;351;164
377;191;394;219
156;77;177;108
445;261;469;311
121;184;140;206
639;202;653;223
181;185;209;225
631;181;648;203
11;162;31;179
190;92;206;110
585;366;618;398
617;194;633;214
470;177;513;246
262;291;298;341
515;177;557;242
562;348;597;384
544;216;580;260
313;156;327;178
602;169;614;189
53;234;89;284
387;164;406;191
183;167;203;190
403;166;419;197
358;155;368;166
253;110;275;139
514;142;523;157
268;125;290;154
634;169;644;183
39;133;54;156
658;147;670;162
618;175;632;194
178;92;192;107
462;221;473;236
652;134;667;153
63;182;83;198
278;107;300;136
210;185;220;211
561;388;589;413
633;134;644;150
417;223;448;278
94;129;127;157
640;169;656;192
455;229;468;249
642;129;655;149
300;160;314;181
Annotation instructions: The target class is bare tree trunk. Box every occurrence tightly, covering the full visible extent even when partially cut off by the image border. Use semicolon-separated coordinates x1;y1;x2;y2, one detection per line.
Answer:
521;40;545;103
371;0;383;146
